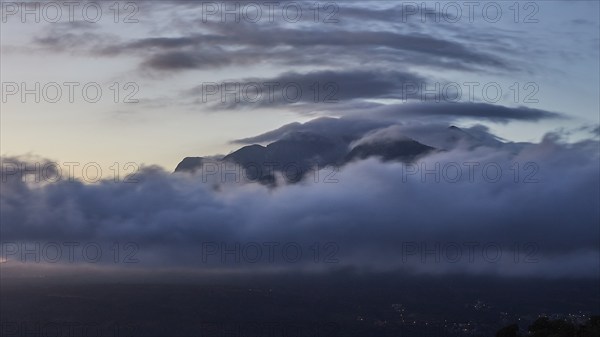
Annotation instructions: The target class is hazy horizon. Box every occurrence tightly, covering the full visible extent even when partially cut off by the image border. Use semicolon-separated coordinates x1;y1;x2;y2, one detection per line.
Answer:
1;1;599;336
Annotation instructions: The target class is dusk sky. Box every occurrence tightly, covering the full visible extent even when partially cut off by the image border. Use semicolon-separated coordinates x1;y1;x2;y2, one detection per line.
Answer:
1;0;599;275
1;1;598;171
1;2;599;336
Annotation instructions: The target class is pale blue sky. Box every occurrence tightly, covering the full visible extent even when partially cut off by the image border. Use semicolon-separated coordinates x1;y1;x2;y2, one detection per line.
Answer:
1;0;598;172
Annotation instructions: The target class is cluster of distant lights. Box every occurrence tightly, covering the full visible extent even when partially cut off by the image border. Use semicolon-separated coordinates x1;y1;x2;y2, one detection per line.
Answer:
354;307;592;333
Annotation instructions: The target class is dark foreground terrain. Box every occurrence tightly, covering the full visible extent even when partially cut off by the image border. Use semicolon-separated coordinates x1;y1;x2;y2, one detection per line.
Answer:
1;271;598;337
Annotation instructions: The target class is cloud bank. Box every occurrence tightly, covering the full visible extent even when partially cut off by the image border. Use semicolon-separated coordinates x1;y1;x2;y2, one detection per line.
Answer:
1;122;598;279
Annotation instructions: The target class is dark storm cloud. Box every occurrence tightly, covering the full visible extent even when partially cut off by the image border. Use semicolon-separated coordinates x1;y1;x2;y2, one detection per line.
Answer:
188;68;564;122
141;50;232;70
33;31;113;52
1;125;598;278
188;69;428;109
122;26;506;71
29;1;508;73
309;101;563;124
372;102;563;122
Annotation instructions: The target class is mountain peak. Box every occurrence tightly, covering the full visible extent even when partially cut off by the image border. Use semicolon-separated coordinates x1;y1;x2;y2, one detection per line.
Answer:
345;138;435;163
174;157;204;173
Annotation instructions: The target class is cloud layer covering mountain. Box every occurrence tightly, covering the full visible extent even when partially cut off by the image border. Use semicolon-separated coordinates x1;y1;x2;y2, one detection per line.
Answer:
2;118;598;279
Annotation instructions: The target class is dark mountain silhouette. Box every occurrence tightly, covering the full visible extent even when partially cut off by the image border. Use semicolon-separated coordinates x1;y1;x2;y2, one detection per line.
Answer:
220;132;347;183
174;126;453;183
174;157;205;173
225;132;347;168
345;138;435;163
223;144;268;165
